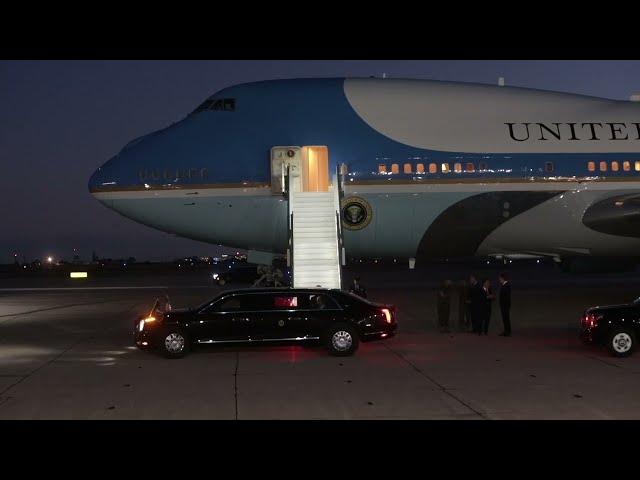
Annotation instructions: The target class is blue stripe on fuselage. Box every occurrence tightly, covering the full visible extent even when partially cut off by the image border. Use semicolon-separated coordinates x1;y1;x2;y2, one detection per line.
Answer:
89;78;640;190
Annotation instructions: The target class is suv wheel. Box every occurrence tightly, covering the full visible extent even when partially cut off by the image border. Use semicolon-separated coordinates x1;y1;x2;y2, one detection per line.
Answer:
159;327;189;359
607;327;636;358
325;323;359;357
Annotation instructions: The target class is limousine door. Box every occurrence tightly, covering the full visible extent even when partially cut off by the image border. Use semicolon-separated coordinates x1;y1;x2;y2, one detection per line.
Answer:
193;293;261;343
258;292;330;341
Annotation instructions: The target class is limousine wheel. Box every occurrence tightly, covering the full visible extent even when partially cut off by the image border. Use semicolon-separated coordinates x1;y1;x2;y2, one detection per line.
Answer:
159;327;189;359
218;278;226;286
607;327;635;358
326;323;359;357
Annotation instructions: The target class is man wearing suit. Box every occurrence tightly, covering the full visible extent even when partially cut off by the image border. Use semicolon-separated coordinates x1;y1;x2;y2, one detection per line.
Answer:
498;272;512;336
468;274;484;335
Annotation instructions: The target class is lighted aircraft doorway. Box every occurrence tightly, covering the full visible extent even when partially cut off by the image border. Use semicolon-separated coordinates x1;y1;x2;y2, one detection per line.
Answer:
301;146;329;192
270;146;330;194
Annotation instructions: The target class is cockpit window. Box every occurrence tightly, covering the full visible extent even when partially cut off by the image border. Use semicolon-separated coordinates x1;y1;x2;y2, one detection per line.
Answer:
192;98;236;114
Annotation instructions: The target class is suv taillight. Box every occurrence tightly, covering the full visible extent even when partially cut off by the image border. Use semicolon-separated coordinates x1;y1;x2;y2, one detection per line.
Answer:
583;313;602;328
381;308;392;323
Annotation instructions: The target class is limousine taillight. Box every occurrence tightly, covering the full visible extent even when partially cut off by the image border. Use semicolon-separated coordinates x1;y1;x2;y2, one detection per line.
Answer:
381;308;396;324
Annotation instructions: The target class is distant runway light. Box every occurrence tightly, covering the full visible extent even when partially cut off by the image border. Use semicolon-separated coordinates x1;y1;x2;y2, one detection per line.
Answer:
70;272;88;278
47;257;53;263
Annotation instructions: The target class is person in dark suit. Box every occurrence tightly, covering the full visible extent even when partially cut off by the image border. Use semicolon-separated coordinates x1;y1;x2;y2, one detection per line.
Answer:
457;279;471;332
436;280;452;333
498;272;512;336
469;274;484;335
349;276;368;298
481;279;495;335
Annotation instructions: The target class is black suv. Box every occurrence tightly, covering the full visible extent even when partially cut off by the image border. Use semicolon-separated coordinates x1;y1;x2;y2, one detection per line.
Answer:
580;296;640;357
135;288;397;358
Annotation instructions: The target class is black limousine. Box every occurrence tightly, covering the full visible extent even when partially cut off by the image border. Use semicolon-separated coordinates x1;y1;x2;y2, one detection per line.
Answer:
135;287;397;358
580;296;640;357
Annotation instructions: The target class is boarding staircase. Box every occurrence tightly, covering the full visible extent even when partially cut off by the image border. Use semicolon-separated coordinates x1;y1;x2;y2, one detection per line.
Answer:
286;166;346;289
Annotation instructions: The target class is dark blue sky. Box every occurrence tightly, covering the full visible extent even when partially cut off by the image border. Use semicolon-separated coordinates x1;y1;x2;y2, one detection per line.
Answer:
2;60;639;263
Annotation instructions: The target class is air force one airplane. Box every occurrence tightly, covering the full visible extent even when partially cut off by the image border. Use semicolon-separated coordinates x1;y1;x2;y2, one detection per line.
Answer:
89;77;640;279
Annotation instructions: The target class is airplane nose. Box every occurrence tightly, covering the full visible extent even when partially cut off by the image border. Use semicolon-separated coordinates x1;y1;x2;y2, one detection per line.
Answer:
88;166;105;193
88;153;125;212
88;157;118;194
88;127;175;196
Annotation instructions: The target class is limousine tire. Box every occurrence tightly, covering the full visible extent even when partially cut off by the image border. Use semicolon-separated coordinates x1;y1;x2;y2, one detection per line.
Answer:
607;327;635;358
326;323;359;357
218;278;226;286
159;327;190;359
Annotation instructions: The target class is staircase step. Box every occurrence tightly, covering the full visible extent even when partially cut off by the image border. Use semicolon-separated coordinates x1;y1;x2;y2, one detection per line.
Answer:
293;233;337;238
293;207;336;214
294;222;336;229
294;275;341;283
294;244;337;251
293;217;336;224
294;252;338;259
293;192;332;199
295;256;339;263
294;232;337;238
294;280;341;288
292;210;336;216
293;268;341;275
293;203;334;209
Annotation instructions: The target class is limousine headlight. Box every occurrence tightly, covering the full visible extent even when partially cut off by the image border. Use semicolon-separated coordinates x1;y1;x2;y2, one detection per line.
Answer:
139;316;156;332
212;273;219;280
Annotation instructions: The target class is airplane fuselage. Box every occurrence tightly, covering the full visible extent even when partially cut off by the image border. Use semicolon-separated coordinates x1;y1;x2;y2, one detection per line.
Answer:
88;78;640;261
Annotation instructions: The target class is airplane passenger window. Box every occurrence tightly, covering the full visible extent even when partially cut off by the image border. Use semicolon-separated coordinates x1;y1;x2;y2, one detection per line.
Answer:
378;164;387;173
429;163;437;174
545;162;553;172
611;162;619;172
599;161;607;172
588;162;595;172
635;161;640;172
454;163;462;173
391;164;399;174
623;162;630;172
404;163;412;174
441;163;450;173
466;163;475;172
416;163;425;174
478;162;487;171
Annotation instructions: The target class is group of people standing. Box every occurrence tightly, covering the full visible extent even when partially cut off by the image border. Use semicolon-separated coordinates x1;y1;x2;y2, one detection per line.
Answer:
437;272;511;336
